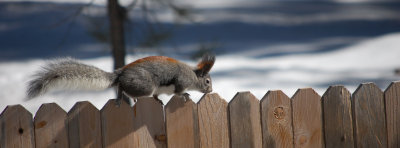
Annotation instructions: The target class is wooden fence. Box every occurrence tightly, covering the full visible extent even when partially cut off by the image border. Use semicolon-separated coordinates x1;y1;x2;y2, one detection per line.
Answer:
0;82;399;148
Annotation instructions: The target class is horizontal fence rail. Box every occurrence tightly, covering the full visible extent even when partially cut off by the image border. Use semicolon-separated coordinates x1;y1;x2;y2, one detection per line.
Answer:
0;82;399;148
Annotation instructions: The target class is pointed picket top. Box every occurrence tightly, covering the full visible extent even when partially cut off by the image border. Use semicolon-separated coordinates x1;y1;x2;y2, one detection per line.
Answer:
291;88;324;148
101;99;135;148
35;103;67;115
352;82;387;148
34;103;69;148
385;81;400;148
229;91;259;104
68;101;102;148
0;104;33;119
165;95;200;148
133;97;166;148
68;101;99;115
322;86;354;148
0;105;35;148
166;94;196;111
198;93;230;148
260;90;294;148
198;93;228;105
353;82;383;97
101;98;132;111
229;92;262;148
292;88;320;100
0;104;33;118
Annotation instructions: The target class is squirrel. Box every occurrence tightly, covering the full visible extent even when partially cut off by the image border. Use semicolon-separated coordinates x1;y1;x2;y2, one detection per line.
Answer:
27;54;216;105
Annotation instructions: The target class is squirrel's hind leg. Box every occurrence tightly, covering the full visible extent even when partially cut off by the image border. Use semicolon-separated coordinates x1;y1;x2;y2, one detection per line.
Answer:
115;84;133;107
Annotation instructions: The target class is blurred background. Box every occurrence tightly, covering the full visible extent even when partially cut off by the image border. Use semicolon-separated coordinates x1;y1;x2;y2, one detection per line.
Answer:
1;0;400;113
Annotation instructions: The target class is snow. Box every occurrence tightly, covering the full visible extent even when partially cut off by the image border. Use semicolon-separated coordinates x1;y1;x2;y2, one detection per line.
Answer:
1;1;400;114
1;32;400;114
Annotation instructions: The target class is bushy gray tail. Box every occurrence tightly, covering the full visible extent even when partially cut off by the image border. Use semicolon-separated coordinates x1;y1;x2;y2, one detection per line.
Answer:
27;58;117;99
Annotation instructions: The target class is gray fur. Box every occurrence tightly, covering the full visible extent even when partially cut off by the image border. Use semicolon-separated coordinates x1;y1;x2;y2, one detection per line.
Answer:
118;59;200;98
27;58;116;99
27;54;215;101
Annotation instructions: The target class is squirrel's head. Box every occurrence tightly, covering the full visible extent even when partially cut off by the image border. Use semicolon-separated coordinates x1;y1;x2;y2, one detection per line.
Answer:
194;54;215;93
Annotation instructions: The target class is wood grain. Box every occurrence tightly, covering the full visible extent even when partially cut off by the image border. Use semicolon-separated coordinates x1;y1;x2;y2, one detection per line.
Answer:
385;81;400;148
198;93;230;148
0;105;35;148
34;103;69;148
291;88;324;148
261;90;294;148
352;83;387;148
68;101;102;148
229;92;262;148
101;99;135;148
322;86;354;148
133;97;166;148
165;95;199;148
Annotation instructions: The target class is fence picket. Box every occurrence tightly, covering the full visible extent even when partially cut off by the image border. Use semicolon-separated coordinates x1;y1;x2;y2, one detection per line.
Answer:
385;81;400;148
133;97;166;148
101;99;135;148
198;93;230;148
0;105;35;148
1;81;399;147
165;95;200;148
34;103;69;148
261;90;294;148
352;83;387;148
68;101;102;148
322;86;354;148
229;92;262;148
292;88;324;148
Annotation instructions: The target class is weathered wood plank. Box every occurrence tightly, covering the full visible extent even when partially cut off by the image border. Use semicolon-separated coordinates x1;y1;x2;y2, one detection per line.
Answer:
229;92;261;148
352;83;387;148
291;88;324;148
132;97;166;148
0;105;35;148
261;90;294;148
322;86;354;148
101;99;135;148
34;103;69;148
68;101;102;148
198;93;230;148
165;95;199;148
385;81;400;148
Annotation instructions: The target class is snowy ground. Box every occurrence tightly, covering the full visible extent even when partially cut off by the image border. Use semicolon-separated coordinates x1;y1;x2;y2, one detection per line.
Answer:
1;1;400;114
1;32;400;114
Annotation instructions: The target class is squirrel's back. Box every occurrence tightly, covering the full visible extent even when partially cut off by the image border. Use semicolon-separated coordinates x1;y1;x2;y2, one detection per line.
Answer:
117;56;197;97
121;56;194;84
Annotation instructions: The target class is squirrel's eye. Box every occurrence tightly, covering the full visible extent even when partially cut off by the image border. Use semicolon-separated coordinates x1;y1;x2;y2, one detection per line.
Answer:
206;79;210;84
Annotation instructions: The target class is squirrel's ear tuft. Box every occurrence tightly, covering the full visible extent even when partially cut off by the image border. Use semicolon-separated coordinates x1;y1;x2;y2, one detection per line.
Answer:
195;54;216;77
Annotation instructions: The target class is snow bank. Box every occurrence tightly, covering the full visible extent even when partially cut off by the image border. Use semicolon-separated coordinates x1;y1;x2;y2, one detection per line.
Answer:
1;32;399;114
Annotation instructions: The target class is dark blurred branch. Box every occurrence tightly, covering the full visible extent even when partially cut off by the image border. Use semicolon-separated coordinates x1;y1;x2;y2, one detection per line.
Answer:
125;0;138;13
50;0;95;50
86;17;109;44
132;0;192;50
108;0;127;69
49;0;95;28
395;68;400;75
168;2;194;22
